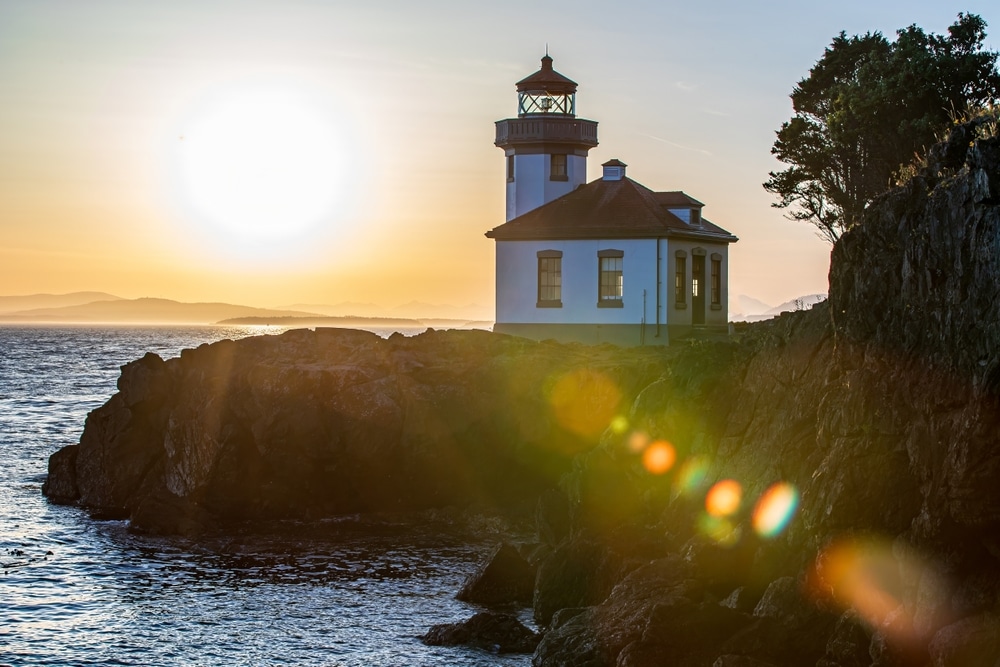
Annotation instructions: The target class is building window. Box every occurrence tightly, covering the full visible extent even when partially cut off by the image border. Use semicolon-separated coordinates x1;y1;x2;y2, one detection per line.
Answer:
550;154;568;181
507;155;515;182
597;249;623;307
711;257;721;306
537;250;562;307
675;255;687;307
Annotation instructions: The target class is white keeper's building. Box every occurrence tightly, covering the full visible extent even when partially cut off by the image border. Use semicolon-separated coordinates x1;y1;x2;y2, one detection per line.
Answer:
486;55;738;346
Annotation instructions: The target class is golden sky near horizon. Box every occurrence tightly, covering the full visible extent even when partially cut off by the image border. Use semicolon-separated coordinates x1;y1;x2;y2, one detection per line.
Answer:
1;0;996;318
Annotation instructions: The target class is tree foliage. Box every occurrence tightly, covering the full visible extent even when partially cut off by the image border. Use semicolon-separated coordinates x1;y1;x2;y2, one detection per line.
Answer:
764;13;1000;243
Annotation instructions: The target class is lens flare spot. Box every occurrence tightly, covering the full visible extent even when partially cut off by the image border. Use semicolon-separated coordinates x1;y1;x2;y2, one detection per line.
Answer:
642;441;676;475
705;479;742;517
809;537;950;647
548;370;621;438
698;514;741;547
809;538;905;633
675;457;710;496
610;416;629;434
628;431;650;453
752;482;799;538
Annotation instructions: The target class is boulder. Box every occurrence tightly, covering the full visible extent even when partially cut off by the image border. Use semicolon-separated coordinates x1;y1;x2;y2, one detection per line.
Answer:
532;611;611;667
721;587;762;614
816;611;872;667
40;444;78;503
456;542;535;606
928;614;1000;667
616;600;753;667
421;611;539;654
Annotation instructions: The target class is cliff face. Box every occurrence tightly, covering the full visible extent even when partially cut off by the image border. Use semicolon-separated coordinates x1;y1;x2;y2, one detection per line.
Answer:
825;114;1000;549
530;113;1000;666
43;115;1000;665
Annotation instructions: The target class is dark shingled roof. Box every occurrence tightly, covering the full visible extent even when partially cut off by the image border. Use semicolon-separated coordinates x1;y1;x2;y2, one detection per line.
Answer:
655;191;705;208
485;177;738;242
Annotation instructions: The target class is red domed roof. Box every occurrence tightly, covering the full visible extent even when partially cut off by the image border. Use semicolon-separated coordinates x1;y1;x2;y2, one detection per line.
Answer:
515;55;578;93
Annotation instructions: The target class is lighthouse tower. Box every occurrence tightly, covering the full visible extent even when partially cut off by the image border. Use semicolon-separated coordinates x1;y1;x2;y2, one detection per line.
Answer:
495;55;599;221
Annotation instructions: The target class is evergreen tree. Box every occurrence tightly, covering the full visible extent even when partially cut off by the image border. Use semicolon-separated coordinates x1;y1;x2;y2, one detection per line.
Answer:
764;13;1000;243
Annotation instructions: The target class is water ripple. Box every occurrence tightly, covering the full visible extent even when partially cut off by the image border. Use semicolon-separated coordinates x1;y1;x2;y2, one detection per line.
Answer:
0;325;531;666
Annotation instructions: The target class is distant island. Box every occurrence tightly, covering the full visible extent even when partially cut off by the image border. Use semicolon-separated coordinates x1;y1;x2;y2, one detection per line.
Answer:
0;294;493;326
217;315;425;327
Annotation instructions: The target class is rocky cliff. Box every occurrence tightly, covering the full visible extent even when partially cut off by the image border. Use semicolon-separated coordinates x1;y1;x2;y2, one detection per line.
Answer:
43;114;1000;665
526;112;1000;666
42;327;675;534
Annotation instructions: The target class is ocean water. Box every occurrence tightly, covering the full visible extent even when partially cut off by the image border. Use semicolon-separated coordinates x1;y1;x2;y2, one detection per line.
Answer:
0;325;531;666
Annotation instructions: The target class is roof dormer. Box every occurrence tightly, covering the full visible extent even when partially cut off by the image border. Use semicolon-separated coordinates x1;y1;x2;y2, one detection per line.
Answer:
602;158;627;181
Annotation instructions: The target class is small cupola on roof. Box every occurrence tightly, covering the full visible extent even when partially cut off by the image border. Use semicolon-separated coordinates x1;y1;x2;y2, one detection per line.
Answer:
602;159;627;181
516;54;578;116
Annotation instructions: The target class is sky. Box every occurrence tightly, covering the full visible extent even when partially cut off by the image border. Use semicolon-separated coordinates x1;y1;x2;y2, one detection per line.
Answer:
1;0;997;318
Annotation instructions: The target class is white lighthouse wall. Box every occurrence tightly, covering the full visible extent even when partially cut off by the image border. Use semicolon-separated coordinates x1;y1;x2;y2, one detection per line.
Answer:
506;153;588;221
494;238;670;345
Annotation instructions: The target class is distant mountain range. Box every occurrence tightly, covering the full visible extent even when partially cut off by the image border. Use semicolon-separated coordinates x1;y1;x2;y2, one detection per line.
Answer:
0;293;492;326
0;291;123;314
729;293;828;322
0;297;319;324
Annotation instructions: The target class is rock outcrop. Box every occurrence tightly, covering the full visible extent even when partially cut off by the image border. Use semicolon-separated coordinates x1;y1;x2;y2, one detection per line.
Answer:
421;611;540;654
456;542;536;606
43;328;674;534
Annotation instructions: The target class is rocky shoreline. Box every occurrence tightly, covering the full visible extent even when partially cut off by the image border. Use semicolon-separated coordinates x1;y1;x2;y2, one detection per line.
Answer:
44;114;1000;665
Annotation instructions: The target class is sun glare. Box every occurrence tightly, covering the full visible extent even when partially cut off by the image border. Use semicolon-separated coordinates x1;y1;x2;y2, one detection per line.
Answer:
176;89;345;243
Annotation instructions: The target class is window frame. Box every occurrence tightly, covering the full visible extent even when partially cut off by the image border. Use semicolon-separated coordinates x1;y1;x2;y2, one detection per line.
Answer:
549;154;568;181
674;251;687;308
710;253;722;309
597;249;624;308
536;250;563;308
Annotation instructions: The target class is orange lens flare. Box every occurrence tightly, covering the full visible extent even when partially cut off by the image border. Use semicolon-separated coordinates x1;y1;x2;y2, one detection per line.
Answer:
810;538;903;631
642;440;676;475
705;479;742;517
628;431;650;453
752;482;799;538
548;370;621;438
809;537;953;649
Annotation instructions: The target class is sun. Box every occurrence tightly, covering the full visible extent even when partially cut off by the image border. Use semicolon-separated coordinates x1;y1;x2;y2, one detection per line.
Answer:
176;89;345;242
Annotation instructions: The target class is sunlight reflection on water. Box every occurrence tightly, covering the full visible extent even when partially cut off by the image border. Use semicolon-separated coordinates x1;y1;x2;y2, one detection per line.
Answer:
0;325;529;666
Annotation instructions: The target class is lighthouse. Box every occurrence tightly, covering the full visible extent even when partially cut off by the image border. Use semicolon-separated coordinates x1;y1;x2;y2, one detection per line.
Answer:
495;55;599;221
